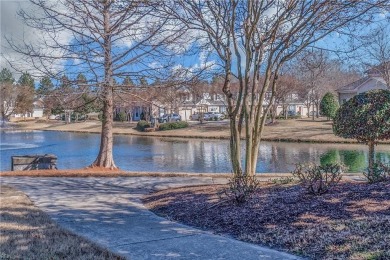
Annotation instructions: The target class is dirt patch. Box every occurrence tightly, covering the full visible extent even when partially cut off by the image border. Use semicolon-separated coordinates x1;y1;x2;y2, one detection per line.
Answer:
0;168;125;177
0;168;235;178
0;185;124;260
144;181;390;260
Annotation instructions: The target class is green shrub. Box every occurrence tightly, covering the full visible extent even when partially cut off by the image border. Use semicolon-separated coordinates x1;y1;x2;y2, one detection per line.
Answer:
333;89;390;181
320;92;339;120
115;112;127;122
136;120;150;131
158;121;188;131
292;163;344;195
223;175;259;205
363;162;390;183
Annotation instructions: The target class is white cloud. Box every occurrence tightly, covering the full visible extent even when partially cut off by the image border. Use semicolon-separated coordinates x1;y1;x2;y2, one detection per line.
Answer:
1;0;73;78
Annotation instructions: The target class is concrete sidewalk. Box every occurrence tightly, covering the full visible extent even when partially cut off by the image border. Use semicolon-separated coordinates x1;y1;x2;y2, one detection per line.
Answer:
1;177;301;260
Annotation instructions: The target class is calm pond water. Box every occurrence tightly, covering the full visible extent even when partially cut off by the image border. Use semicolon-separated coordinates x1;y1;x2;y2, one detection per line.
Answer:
0;130;389;173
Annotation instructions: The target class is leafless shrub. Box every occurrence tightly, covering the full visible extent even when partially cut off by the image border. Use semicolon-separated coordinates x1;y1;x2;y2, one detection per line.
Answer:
223;175;259;205
268;176;296;185
292;163;344;195
364;162;390;183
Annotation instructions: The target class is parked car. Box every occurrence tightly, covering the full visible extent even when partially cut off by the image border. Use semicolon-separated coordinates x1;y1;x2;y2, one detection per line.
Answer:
307;111;321;117
279;110;297;117
190;112;225;121
204;112;225;121
159;113;181;123
189;113;201;121
212;112;225;120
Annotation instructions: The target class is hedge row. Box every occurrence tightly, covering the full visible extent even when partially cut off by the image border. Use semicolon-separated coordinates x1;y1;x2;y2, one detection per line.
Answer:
136;120;189;131
159;121;189;131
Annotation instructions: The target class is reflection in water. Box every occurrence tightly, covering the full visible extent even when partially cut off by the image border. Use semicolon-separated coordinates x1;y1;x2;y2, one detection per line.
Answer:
320;150;340;166
339;151;367;172
319;149;389;172
1;130;389;173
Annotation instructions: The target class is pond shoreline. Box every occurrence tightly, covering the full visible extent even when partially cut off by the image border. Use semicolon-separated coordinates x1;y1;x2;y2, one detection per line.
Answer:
0;168;365;181
7;119;390;145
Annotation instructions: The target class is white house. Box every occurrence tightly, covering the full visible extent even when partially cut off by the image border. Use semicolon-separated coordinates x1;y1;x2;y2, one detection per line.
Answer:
10;98;44;119
178;92;227;121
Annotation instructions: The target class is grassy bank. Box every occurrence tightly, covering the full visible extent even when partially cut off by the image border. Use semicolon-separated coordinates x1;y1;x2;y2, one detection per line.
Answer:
10;118;390;144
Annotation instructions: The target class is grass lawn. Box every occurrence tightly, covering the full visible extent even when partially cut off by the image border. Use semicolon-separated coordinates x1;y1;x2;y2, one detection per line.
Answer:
0;185;124;260
144;181;390;260
10;118;365;143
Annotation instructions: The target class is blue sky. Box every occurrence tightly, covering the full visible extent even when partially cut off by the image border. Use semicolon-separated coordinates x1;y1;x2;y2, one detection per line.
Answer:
1;0;389;85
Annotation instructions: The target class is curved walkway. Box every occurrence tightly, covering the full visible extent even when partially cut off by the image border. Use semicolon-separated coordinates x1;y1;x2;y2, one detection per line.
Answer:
1;177;301;260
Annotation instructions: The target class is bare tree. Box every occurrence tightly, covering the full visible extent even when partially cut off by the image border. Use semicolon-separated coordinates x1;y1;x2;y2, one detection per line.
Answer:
296;54;360;118
0;81;20;121
296;50;329;119
270;73;300;122
359;24;390;87
0;68;16;121
324;60;361;91
164;0;389;177
0;68;35;121
6;0;184;169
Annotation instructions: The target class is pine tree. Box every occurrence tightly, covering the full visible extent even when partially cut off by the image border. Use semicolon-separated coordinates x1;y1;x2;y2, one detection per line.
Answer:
0;68;14;83
139;76;147;86
122;76;134;87
18;72;35;89
37;76;54;97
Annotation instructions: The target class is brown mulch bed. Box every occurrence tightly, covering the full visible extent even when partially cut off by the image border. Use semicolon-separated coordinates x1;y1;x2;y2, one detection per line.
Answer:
0;185;124;260
143;181;390;260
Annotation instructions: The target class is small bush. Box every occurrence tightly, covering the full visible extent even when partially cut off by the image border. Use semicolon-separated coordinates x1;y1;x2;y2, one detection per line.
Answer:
158;121;188;131
136;120;150;131
115;112;127;122
364;162;390;183
223;175;259;205
292;163;344;195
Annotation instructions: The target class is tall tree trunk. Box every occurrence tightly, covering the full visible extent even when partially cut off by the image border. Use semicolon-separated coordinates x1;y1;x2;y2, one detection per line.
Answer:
368;140;375;174
312;103;315;121
229;117;242;176
91;0;117;169
271;104;277;124
245;117;254;177
93;86;116;169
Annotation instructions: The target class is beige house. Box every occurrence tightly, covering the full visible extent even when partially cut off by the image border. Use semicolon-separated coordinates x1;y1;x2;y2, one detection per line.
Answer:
337;69;388;104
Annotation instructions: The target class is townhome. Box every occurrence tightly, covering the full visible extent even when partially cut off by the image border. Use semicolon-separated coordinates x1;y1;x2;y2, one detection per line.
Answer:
337;65;388;104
